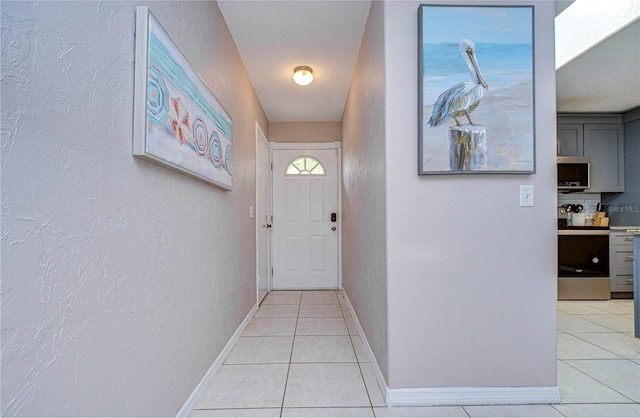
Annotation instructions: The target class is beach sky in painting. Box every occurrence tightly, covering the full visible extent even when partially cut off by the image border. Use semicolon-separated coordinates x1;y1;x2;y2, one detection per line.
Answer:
420;6;534;173
423;7;533;44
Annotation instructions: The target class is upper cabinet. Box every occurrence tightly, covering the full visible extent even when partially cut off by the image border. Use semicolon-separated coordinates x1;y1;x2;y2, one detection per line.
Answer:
584;124;625;193
557;124;584;156
557;116;625;193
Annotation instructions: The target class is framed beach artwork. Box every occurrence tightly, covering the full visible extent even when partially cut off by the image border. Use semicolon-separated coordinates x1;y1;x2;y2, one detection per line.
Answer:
418;5;535;174
133;6;233;190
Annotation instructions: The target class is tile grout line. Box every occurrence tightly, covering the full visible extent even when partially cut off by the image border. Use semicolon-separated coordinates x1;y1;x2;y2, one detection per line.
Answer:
570;313;635;333
279;297;302;414
355;341;375;409
560;359;639;404
558;303;623;315
285;289;366;413
560;313;627;334
565;330;628;359
550;403;569;417
339;289;376;410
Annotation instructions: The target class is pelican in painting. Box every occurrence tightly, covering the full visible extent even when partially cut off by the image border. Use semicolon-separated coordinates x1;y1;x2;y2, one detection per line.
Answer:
428;39;489;127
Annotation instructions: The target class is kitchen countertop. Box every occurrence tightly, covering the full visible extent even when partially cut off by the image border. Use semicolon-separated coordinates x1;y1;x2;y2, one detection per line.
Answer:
610;226;640;231
557;228;610;235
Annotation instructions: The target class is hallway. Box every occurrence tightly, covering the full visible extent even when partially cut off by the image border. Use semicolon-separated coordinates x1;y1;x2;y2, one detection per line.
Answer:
192;290;382;416
191;291;640;417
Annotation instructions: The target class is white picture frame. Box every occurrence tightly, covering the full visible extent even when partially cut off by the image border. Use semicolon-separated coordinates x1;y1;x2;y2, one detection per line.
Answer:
133;6;233;190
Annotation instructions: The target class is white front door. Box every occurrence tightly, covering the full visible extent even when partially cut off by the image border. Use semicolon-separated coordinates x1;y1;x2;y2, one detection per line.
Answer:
256;123;270;304
271;148;339;289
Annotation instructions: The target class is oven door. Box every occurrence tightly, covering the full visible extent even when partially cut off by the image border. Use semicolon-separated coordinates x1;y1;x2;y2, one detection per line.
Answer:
558;230;610;300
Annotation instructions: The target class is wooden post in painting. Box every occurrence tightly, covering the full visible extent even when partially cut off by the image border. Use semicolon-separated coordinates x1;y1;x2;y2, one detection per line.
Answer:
449;125;487;171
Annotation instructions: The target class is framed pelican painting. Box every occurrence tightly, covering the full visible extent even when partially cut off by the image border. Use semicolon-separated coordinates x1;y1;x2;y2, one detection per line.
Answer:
133;7;233;190
418;5;535;174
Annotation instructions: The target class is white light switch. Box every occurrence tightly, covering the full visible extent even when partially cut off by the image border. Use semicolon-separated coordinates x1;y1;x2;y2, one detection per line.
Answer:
249;206;254;219
520;185;534;207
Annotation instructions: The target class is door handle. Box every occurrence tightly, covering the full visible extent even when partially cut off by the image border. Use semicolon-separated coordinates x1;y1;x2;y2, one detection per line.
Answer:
263;224;272;229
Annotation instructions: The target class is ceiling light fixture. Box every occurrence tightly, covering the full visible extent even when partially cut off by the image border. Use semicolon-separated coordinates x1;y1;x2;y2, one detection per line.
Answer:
292;66;314;86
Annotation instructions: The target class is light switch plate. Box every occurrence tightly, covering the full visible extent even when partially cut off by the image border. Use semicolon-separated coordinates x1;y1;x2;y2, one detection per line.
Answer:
520;185;534;207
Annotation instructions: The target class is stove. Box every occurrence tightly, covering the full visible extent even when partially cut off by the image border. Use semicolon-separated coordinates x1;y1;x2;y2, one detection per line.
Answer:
557;220;610;300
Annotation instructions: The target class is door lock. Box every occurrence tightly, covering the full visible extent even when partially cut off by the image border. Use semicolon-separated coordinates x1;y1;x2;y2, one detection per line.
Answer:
331;226;337;231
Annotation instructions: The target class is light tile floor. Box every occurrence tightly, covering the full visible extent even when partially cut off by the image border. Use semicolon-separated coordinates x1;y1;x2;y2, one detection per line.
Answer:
192;292;640;417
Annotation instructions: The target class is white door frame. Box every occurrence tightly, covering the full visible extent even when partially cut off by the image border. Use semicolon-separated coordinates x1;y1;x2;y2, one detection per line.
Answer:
269;141;342;290
255;122;271;304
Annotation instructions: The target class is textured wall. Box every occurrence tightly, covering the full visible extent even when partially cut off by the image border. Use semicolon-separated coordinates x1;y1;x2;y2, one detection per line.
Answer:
383;1;558;389
1;1;267;416
269;122;341;143
341;1;388;380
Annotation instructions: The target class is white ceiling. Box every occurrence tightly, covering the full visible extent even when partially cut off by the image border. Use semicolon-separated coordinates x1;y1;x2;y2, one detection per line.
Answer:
218;0;372;122
555;0;640;114
556;19;639;113
219;0;640;123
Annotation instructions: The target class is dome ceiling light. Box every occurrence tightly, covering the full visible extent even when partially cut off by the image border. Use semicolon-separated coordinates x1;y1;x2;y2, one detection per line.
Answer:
292;66;314;86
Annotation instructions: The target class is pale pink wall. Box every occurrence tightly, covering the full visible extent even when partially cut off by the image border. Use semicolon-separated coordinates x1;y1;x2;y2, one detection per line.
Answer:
269;122;341;142
1;1;267;415
383;0;558;389
341;0;389;379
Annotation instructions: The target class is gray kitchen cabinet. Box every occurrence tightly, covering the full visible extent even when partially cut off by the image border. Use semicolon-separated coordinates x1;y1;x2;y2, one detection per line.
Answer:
557;124;584;156
583;124;625;192
610;230;634;292
556;117;625;192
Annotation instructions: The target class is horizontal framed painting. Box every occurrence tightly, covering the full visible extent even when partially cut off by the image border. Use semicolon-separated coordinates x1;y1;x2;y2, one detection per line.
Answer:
134;6;233;190
418;4;535;174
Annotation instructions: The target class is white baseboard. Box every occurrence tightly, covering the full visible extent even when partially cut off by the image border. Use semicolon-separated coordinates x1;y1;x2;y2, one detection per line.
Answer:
176;304;258;417
180;292;561;414
339;289;561;408
386;386;561;407
340;289;389;405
